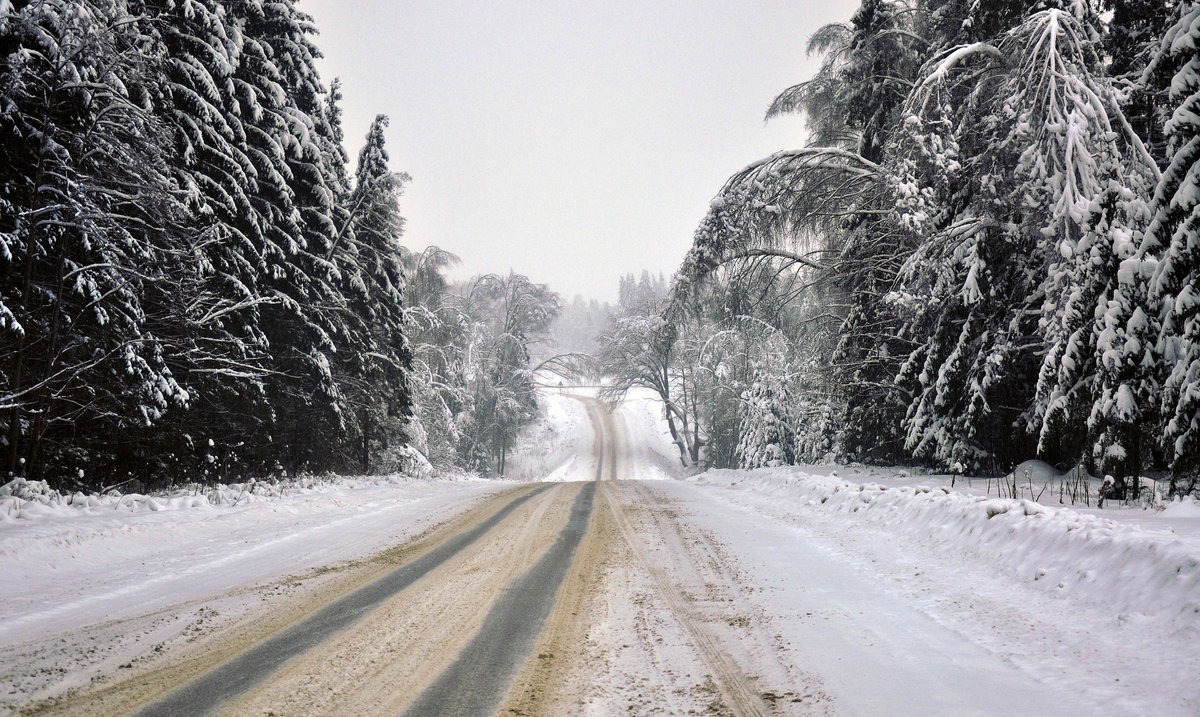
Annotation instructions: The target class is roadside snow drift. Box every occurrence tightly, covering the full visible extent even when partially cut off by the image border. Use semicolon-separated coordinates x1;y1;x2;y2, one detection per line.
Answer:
693;468;1200;630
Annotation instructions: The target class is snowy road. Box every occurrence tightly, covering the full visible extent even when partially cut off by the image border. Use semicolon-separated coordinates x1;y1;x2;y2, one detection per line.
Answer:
5;389;1198;715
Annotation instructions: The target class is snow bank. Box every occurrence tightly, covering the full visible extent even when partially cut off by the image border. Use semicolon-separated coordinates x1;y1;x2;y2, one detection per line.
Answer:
0;471;474;523
693;468;1200;629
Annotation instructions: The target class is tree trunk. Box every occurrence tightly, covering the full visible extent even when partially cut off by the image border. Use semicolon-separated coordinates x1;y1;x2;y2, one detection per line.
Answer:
656;365;690;467
663;406;689;467
689;387;702;466
361;407;371;474
1129;426;1141;502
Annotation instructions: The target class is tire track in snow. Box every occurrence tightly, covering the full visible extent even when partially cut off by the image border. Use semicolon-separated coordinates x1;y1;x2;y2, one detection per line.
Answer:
398;398;613;716
216;481;573;717
398;481;596;717
115;485;551;717
571;394;617;482
605;482;774;717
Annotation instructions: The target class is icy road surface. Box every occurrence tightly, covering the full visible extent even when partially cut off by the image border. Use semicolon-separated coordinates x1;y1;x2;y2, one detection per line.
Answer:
3;388;1198;715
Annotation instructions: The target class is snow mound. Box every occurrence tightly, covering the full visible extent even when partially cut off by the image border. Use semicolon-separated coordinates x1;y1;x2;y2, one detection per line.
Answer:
1162;496;1200;518
693;468;1200;629
1007;458;1071;482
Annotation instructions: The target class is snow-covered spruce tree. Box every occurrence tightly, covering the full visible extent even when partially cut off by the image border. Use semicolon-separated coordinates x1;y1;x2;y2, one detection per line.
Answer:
337;115;413;473
0;0;417;485
142;0;278;480
892;6;1158;472
737;372;796;469
1021;10;1159;485
142;0;355;477
228;0;348;473
0;0;190;485
1148;1;1200;485
1106;0;1180;165
1048;186;1158;496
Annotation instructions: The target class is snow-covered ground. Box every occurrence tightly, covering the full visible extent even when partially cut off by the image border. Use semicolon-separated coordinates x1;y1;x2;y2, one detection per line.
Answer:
0;474;515;647
613;388;684;481
575;392;1200;716
4;385;1198;716
501;387;593;482
665;468;1200;716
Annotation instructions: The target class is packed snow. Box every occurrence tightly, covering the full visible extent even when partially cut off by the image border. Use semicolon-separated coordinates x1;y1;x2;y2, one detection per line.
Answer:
506;385;680;483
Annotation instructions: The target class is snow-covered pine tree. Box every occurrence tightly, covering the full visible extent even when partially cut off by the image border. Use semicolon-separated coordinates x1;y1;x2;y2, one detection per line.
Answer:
143;0;279;478
148;0;350;475
1017;11;1161;482
1106;0;1179;164
237;0;350;472
1148;1;1200;481
338;115;413;472
0;0;189;483
319;78;354;263
813;0;982;466
1043;184;1157;494
892;6;1158;472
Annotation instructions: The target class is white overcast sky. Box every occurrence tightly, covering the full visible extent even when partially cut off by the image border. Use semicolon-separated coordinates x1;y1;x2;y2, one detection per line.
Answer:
299;0;858;302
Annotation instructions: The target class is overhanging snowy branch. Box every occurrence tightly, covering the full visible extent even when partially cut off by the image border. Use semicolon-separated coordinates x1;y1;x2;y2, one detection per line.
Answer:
667;146;883;324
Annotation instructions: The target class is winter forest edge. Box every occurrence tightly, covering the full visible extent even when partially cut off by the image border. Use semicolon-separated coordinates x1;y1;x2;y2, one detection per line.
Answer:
600;0;1200;504
0;0;559;490
3;0;1200;505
